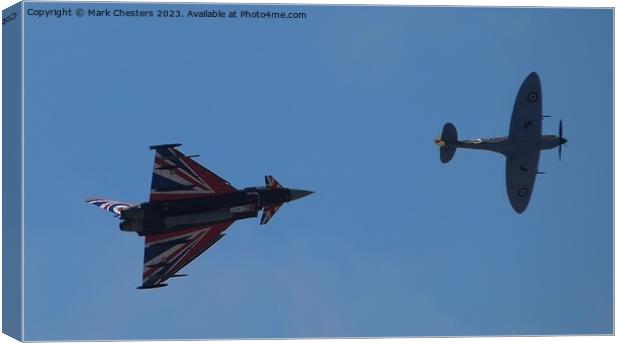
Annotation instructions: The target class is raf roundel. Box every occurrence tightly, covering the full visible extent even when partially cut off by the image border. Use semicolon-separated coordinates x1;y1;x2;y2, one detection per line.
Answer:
86;198;133;216
110;203;130;215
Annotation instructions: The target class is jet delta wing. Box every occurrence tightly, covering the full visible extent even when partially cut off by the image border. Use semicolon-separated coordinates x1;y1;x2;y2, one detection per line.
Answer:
149;144;236;202
140;221;234;289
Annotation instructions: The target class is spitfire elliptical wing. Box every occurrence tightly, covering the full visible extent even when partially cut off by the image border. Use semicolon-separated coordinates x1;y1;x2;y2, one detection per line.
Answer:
505;151;540;213
140;221;234;289
508;72;543;143
149;144;236;201
505;73;543;213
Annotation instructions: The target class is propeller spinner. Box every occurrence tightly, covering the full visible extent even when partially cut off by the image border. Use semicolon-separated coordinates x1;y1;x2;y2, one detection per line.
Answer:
558;120;567;161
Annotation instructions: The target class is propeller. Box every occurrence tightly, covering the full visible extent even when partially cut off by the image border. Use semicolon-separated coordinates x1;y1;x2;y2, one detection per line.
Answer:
558;120;567;161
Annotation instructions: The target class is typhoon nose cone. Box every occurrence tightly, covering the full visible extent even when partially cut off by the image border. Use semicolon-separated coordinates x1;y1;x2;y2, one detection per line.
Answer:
289;189;314;201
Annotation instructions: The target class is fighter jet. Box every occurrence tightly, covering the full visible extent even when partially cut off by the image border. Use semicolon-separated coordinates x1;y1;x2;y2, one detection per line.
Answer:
434;72;567;213
87;144;312;289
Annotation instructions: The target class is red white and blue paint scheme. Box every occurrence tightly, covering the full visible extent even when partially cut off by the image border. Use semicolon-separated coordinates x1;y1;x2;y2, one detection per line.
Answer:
87;144;312;289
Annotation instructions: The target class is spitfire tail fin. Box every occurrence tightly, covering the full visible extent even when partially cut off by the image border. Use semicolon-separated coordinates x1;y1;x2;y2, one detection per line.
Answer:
435;122;458;163
86;198;134;217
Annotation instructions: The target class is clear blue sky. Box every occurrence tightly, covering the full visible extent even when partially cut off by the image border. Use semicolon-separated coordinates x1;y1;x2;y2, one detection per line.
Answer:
21;2;612;340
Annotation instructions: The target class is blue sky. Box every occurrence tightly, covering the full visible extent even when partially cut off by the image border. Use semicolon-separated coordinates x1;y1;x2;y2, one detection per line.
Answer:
19;3;612;340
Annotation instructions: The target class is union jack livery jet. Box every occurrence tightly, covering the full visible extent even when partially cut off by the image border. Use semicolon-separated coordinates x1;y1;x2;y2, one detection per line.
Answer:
87;144;313;289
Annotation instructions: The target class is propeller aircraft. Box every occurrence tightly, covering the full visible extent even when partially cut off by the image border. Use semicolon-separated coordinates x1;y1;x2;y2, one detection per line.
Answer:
435;72;567;213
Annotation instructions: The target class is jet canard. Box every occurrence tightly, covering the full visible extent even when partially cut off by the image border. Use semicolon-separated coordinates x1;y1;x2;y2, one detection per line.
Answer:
87;144;312;289
435;72;567;213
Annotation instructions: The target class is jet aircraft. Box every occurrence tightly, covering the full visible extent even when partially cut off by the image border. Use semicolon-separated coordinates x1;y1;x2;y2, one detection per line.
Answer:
434;72;567;213
87;144;313;289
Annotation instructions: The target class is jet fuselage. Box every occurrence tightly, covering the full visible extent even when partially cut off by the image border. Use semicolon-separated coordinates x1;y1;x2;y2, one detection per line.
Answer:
119;187;311;235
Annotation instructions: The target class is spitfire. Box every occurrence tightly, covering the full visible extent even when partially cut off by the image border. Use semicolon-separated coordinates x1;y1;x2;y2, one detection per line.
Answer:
87;144;312;289
435;72;567;213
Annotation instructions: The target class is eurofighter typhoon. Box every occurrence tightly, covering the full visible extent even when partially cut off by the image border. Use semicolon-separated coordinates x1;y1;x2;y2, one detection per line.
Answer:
87;144;313;289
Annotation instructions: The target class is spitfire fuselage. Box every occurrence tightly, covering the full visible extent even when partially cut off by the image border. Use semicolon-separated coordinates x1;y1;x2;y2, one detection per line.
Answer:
452;134;565;155
120;187;300;235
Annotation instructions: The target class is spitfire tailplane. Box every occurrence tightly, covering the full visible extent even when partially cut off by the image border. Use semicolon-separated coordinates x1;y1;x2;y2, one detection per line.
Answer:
436;122;458;163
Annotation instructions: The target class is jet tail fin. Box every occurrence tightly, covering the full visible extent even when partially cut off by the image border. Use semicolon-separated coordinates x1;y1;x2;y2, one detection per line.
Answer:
436;122;458;163
86;198;134;217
